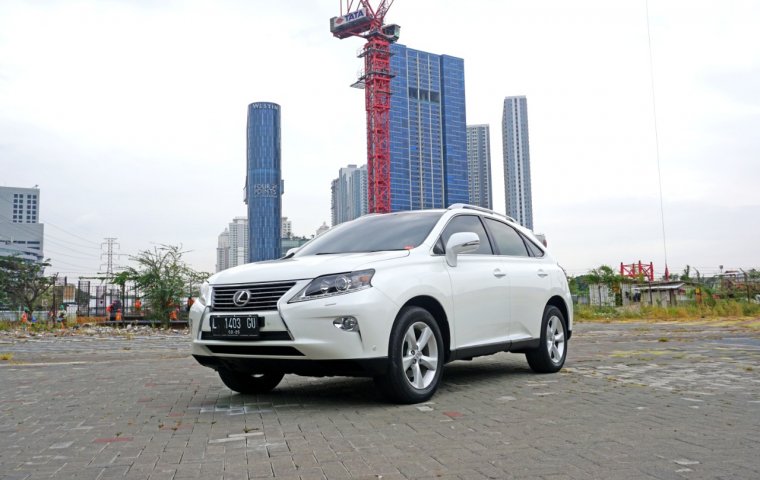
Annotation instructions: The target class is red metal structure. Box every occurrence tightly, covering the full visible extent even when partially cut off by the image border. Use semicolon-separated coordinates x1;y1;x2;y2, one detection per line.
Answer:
330;1;400;213
620;261;655;282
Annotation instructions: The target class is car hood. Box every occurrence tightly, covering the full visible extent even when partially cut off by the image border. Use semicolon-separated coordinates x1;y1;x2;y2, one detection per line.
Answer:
209;250;410;285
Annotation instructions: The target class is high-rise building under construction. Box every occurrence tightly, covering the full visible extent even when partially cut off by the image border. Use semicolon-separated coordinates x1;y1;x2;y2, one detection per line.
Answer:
388;44;469;211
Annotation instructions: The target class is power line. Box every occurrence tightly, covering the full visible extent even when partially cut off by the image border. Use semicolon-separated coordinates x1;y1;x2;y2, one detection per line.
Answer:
0;197;101;249
0;212;100;252
44;221;101;246
46;248;99;261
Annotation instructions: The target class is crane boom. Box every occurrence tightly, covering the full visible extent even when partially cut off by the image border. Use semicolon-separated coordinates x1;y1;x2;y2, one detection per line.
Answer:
330;1;400;214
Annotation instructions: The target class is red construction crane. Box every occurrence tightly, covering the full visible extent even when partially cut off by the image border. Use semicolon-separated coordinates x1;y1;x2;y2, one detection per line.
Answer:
330;1;400;213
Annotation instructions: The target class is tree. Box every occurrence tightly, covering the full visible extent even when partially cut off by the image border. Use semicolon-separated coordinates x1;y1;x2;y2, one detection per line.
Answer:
680;265;691;282
112;270;130;311
0;256;57;314
121;245;209;326
585;265;626;306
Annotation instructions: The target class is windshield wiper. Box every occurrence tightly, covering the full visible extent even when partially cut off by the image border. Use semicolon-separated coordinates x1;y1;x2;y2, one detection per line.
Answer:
314;249;408;255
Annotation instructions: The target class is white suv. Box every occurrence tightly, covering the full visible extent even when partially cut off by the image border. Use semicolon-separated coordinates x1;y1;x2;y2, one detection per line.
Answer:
190;204;573;403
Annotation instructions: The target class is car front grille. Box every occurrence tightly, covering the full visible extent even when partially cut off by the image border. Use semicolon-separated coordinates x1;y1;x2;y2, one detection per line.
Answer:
212;281;297;312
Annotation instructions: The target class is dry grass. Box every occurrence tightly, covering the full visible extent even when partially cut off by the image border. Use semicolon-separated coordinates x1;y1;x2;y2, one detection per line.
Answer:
75;316;108;324
0;352;13;361
575;301;760;326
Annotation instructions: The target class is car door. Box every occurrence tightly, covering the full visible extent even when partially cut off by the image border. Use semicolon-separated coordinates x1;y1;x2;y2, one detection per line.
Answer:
438;215;510;349
482;218;551;341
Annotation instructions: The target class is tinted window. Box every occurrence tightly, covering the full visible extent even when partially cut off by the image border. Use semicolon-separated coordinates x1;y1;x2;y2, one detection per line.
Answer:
522;234;545;257
296;211;443;256
439;215;493;255
484;218;529;256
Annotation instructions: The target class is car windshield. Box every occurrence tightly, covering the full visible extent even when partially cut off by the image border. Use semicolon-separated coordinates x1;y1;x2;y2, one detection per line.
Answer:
295;211;444;256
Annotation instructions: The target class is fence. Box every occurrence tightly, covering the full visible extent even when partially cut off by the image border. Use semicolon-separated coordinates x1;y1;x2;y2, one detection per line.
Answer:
0;277;192;323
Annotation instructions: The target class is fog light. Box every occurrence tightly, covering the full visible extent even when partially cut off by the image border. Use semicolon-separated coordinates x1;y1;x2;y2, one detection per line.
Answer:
333;316;359;332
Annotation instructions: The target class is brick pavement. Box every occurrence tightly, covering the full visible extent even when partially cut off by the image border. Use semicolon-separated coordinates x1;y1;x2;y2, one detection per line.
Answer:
0;320;759;479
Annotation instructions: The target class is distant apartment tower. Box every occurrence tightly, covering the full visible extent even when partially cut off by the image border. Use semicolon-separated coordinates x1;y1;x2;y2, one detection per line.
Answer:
0;186;44;262
215;217;248;272
245;102;283;261
502;96;533;229
466;124;492;209
331;164;368;225
281;217;292;239
216;229;230;272
389;44;469;211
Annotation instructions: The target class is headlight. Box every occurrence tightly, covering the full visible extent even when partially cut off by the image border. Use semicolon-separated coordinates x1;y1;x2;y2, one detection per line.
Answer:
199;282;212;306
289;269;374;303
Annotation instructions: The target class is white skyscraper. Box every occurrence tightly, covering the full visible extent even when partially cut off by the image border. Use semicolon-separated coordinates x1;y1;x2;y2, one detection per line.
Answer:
216;228;230;273
281;217;292;239
0;186;44;262
466;125;493;209
215;217;248;272
330;164;368;226
502;96;533;229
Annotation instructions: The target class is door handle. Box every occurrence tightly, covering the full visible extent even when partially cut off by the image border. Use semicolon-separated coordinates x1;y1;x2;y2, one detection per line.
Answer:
537;269;549;278
493;268;506;278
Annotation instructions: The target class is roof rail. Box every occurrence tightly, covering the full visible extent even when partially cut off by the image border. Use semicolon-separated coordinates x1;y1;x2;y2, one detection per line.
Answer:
447;203;517;223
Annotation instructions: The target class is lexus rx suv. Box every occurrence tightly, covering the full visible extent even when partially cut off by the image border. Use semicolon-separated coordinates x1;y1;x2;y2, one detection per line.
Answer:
190;204;573;403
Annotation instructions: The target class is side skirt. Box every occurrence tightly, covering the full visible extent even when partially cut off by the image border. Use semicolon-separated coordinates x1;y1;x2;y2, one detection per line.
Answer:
448;338;542;361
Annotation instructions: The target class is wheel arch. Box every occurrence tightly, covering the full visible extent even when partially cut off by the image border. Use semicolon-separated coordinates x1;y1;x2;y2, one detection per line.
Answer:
397;296;452;362
546;295;571;340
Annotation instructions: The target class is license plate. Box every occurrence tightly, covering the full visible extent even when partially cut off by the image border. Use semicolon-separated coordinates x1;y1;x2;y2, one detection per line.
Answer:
210;315;262;338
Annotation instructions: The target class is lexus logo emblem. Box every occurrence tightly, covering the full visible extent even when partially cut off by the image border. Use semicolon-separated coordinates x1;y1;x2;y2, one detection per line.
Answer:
232;290;250;307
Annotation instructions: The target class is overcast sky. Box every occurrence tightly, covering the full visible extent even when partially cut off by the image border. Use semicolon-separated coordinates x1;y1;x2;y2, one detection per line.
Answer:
1;0;758;278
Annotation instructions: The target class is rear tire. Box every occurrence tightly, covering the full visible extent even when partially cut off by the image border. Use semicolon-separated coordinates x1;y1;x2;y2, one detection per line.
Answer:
218;369;284;394
375;306;444;404
526;305;568;373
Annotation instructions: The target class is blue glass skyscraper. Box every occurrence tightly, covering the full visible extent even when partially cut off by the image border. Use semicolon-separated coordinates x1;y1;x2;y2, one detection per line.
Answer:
388;44;469;211
245;102;282;262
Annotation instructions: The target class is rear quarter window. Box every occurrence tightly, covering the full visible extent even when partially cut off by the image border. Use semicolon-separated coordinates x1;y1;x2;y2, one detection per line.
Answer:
483;218;530;256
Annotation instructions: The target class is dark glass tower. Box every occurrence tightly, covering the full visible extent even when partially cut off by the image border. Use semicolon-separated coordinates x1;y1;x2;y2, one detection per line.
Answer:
388;44;469;211
245;102;282;262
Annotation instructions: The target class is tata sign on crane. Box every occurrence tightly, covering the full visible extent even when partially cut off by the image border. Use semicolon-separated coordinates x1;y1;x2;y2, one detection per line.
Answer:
330;8;373;38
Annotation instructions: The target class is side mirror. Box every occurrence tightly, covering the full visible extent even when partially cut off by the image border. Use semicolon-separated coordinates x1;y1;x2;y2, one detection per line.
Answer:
285;248;299;258
445;232;480;267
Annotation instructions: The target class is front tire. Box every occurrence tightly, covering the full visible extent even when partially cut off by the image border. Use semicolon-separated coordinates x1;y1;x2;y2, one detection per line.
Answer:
375;306;444;404
218;369;284;394
525;305;568;373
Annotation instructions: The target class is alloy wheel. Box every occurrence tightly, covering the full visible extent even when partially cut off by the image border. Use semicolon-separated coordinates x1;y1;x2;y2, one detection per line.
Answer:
401;321;439;389
546;314;565;365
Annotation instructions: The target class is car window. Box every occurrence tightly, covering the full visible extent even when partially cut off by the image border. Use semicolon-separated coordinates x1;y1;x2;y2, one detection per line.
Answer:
483;218;529;256
439;215;493;255
521;234;545;257
296;211;443;256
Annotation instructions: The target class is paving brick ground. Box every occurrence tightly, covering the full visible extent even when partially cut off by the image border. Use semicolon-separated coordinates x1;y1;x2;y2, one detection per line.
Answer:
1;320;759;480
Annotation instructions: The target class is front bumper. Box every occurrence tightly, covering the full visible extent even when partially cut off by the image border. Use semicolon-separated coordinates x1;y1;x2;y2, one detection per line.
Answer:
190;282;399;375
192;354;389;377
